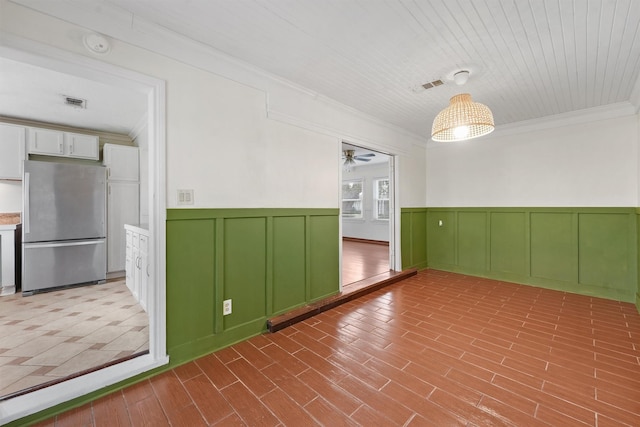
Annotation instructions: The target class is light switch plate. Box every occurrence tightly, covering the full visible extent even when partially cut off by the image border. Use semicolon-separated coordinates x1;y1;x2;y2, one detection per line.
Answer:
177;189;194;205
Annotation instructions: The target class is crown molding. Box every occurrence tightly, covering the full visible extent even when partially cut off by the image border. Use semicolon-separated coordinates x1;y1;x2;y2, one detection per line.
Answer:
267;109;412;157
129;112;148;142
8;0;426;146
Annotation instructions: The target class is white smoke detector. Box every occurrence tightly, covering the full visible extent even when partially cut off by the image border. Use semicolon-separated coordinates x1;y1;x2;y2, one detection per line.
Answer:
83;33;111;55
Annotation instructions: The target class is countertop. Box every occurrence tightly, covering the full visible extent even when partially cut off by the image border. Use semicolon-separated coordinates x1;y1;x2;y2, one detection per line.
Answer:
0;213;21;230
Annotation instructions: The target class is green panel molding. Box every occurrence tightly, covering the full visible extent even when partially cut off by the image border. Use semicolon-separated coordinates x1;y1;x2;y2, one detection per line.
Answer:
309;215;340;301
423;207;638;303
530;212;576;283
457;211;487;272
272;216;306;314
578;213;633;291
400;208;428;270
427;210;456;266
166;219;215;351
165;208;340;366
223;217;267;329
490;211;527;276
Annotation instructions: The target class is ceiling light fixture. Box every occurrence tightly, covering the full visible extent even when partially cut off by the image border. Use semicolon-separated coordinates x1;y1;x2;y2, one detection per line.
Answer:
343;149;356;172
431;70;494;142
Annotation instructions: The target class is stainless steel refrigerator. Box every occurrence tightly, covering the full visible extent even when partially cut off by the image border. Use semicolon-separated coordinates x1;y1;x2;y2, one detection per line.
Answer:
22;160;107;295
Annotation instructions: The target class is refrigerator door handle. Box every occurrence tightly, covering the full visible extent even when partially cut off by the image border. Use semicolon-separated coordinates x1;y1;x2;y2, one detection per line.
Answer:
24;239;105;249
23;172;30;234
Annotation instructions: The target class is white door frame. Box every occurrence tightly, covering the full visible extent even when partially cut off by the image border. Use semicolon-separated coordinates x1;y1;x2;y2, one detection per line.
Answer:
0;34;168;424
339;141;400;289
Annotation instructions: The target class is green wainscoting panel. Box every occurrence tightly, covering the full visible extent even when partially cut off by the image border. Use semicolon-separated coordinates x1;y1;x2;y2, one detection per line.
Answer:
578;213;633;291
530;212;576;283
223;217;267;329
490;211;527;276
400;208;428;270
420;208;638;303
309;215;340;301
166;219;215;351
272;216;306;314
427;211;456;267
457;211;487;272
165;208;339;366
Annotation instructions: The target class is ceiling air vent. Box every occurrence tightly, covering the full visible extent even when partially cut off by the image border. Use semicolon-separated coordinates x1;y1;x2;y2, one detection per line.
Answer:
63;96;87;109
422;79;444;90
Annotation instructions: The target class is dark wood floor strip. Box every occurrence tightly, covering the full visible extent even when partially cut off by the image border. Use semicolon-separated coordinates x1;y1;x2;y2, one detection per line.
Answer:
267;269;417;332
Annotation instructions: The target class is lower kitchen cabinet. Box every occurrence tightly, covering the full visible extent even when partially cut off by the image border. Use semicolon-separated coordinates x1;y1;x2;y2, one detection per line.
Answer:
125;224;149;311
108;181;139;273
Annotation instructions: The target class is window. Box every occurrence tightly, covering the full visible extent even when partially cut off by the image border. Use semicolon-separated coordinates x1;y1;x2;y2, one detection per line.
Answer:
373;178;390;220
342;179;363;218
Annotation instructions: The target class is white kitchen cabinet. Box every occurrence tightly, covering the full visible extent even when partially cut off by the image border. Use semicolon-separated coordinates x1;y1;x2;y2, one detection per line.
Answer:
125;224;149;311
104;143;140;273
27;127;99;160
138;232;149;311
107;181;139;272
0;123;26;180
0;223;21;296
125;228;133;292
103;143;139;181
65;132;99;159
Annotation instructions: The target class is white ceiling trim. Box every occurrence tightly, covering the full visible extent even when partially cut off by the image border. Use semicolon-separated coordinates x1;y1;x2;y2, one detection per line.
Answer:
9;0;640;141
9;0;425;143
268;109;412;158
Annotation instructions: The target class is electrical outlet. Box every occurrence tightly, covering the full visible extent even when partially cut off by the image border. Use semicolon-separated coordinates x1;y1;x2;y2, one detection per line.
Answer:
223;299;232;315
438;220;443;227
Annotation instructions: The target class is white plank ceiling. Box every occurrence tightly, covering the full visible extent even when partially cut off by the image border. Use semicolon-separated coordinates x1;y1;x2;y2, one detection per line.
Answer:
7;0;640;137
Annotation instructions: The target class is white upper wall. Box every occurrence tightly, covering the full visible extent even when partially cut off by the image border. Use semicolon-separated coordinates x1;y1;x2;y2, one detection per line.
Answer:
0;1;427;210
426;114;639;207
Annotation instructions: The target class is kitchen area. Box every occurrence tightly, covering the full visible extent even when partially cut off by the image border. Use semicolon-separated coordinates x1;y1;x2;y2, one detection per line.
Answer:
0;56;151;398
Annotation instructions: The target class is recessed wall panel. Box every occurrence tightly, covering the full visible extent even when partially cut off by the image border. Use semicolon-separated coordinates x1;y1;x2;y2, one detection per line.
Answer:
458;212;486;271
490;212;526;275
579;214;630;290
224;217;267;328
272;216;306;313
530;212;575;282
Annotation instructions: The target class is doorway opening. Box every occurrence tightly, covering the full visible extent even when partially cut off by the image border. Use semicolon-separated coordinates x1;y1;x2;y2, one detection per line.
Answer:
340;142;394;287
0;35;167;424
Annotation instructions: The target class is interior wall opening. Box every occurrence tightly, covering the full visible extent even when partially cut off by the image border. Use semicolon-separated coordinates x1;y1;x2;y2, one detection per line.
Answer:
340;142;394;287
0;35;167;425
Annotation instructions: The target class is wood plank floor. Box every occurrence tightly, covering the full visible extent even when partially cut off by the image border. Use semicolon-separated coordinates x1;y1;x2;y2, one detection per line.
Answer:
342;239;389;285
30;269;640;426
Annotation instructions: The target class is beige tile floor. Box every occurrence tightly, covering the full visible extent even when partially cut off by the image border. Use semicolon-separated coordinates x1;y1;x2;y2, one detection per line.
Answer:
0;279;149;398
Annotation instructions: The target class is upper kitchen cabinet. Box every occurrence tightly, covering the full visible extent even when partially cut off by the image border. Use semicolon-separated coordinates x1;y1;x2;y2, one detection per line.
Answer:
0;123;26;180
27;127;99;160
103;143;139;181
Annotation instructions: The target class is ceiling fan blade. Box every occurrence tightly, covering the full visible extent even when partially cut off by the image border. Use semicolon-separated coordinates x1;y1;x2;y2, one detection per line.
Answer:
358;153;375;157
355;157;371;162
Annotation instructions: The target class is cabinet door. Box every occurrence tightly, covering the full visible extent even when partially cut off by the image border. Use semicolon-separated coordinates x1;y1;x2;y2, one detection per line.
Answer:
139;233;149;311
125;229;134;291
131;233;140;299
103;143;139;181
0;124;26;179
65;132;99;160
107;182;139;272
28;127;64;155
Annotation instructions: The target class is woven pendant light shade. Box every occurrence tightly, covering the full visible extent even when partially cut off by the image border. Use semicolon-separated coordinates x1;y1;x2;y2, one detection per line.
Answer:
431;93;495;142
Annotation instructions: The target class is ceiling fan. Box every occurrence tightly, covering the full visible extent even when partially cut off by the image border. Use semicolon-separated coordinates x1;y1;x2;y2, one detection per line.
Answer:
343;149;375;169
